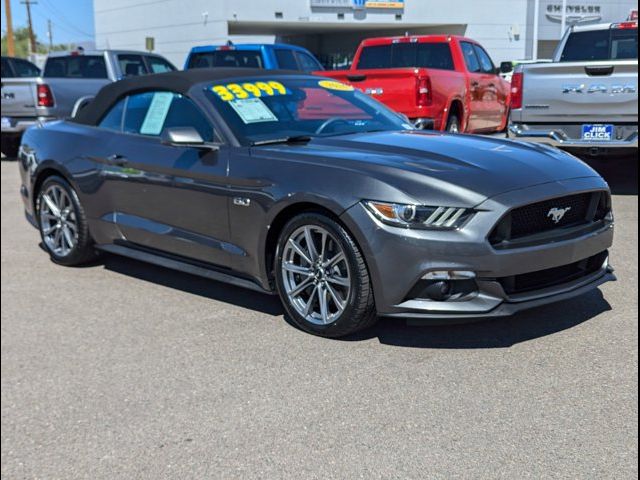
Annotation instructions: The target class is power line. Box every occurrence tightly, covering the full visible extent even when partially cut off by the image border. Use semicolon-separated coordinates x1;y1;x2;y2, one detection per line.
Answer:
38;0;93;37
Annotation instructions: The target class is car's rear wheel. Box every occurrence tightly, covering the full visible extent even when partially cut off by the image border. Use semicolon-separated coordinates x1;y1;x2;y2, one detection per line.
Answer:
275;213;377;338
36;176;98;266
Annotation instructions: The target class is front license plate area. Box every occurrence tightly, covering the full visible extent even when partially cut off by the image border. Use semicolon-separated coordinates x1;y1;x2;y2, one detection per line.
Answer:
582;124;614;142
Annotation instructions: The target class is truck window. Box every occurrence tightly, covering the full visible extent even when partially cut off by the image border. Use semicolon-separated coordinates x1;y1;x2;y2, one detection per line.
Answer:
12;58;40;77
145;55;175;73
44;56;108;79
473;45;496;74
416;43;454;70
460;42;481;73
1;58;13;77
295;51;323;71
561;28;638;61
357;45;392;69
275;49;299;70
357;43;454;70
118;54;147;77
187;51;263;69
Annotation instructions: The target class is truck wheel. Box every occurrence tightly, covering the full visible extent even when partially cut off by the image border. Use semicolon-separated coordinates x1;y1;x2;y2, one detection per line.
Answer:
36;175;99;266
446;113;461;133
275;213;377;338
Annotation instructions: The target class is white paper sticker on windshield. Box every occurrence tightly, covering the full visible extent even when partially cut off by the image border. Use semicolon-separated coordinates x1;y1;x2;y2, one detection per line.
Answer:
228;98;278;124
140;92;174;135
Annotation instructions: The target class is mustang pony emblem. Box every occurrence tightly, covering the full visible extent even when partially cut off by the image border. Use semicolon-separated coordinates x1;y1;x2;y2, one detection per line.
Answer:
548;207;572;224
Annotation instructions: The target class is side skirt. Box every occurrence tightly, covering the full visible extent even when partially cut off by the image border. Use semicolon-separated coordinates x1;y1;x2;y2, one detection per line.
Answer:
96;243;275;295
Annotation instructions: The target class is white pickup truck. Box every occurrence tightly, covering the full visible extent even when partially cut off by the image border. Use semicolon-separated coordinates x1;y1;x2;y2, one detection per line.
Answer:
1;49;176;157
508;21;638;157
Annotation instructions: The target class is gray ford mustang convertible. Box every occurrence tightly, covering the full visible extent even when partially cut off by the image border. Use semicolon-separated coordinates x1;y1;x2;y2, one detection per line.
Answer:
18;69;615;337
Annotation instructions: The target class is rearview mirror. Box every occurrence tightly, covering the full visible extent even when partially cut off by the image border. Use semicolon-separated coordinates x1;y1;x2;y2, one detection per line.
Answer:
499;61;514;74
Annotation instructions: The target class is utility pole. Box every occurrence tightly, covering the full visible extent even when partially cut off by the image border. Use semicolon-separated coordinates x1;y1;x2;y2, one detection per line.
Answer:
20;0;38;54
47;19;53;51
4;0;15;57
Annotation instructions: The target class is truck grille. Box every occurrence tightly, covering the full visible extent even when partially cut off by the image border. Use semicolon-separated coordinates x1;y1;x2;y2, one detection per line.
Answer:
498;251;608;295
490;191;611;247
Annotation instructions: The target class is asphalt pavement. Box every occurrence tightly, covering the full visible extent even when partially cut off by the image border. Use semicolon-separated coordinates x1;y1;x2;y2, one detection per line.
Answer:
1;156;638;479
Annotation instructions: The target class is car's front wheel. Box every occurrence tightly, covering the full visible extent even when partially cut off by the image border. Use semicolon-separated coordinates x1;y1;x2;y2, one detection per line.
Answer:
36;175;98;266
275;213;377;338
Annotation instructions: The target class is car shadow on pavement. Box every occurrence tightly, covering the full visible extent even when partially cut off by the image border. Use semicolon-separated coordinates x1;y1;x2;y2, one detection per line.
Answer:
101;252;611;349
345;289;612;349
101;254;284;316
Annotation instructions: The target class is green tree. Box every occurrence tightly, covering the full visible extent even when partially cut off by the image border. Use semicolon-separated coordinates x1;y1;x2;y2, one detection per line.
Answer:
1;27;74;58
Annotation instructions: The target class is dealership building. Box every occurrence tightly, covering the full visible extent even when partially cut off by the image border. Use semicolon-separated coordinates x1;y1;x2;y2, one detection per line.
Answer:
93;0;638;68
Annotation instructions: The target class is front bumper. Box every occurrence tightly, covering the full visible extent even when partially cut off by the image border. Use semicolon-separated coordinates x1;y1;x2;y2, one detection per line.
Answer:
340;177;615;320
508;122;638;149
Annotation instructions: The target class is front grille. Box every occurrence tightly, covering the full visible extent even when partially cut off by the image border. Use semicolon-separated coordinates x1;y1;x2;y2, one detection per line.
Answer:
498;251;608;295
490;191;611;246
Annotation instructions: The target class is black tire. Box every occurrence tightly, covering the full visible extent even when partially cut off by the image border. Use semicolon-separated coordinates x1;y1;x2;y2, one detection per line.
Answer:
1;134;20;158
36;175;99;266
274;213;377;338
446;112;461;133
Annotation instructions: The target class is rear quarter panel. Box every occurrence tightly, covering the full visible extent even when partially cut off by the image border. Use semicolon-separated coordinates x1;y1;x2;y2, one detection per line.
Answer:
19;121;116;242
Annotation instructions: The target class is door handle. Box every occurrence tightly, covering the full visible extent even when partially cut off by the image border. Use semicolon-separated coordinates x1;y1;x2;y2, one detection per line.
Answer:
106;154;129;166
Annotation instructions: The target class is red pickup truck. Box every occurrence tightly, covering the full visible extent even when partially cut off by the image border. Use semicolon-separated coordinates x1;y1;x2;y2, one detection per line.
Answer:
321;35;511;133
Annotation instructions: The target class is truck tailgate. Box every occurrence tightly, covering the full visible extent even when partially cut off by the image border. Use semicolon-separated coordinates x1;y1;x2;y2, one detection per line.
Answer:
519;60;638;123
1;79;37;117
322;68;422;114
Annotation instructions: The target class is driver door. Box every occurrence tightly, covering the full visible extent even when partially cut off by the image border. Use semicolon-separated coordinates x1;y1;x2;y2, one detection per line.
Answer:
97;90;233;268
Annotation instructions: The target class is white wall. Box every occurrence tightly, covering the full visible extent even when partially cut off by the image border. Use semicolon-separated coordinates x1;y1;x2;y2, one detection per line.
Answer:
93;0;535;66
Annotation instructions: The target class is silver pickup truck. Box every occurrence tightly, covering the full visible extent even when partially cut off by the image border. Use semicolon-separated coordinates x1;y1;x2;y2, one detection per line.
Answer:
1;49;176;157
508;21;638;156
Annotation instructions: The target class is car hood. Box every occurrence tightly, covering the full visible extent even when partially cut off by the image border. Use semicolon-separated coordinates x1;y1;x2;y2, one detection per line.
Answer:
251;130;602;206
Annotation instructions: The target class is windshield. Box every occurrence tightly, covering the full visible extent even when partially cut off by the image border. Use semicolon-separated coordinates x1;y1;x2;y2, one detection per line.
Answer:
560;27;638;62
204;77;411;145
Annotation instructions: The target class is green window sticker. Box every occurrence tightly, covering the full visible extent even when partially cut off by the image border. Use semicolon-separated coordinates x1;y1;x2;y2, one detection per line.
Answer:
140;92;174;135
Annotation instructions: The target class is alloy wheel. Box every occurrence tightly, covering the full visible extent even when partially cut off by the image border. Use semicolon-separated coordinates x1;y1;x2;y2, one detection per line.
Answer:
281;225;351;325
39;184;78;257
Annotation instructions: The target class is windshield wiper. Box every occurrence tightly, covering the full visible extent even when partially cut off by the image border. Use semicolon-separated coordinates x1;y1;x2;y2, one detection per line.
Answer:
251;135;313;146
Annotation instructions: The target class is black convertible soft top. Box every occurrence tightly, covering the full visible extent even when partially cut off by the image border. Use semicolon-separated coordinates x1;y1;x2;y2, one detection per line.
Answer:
72;67;301;126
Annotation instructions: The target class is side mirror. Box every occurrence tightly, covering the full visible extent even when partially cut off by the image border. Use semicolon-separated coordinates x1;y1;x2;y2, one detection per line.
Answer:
161;127;218;150
499;61;514;74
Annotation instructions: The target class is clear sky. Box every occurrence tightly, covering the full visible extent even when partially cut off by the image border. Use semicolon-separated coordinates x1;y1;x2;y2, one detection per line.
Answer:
1;0;95;46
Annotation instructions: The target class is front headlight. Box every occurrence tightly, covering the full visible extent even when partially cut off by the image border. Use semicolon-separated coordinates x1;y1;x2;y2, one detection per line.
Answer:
363;201;474;230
